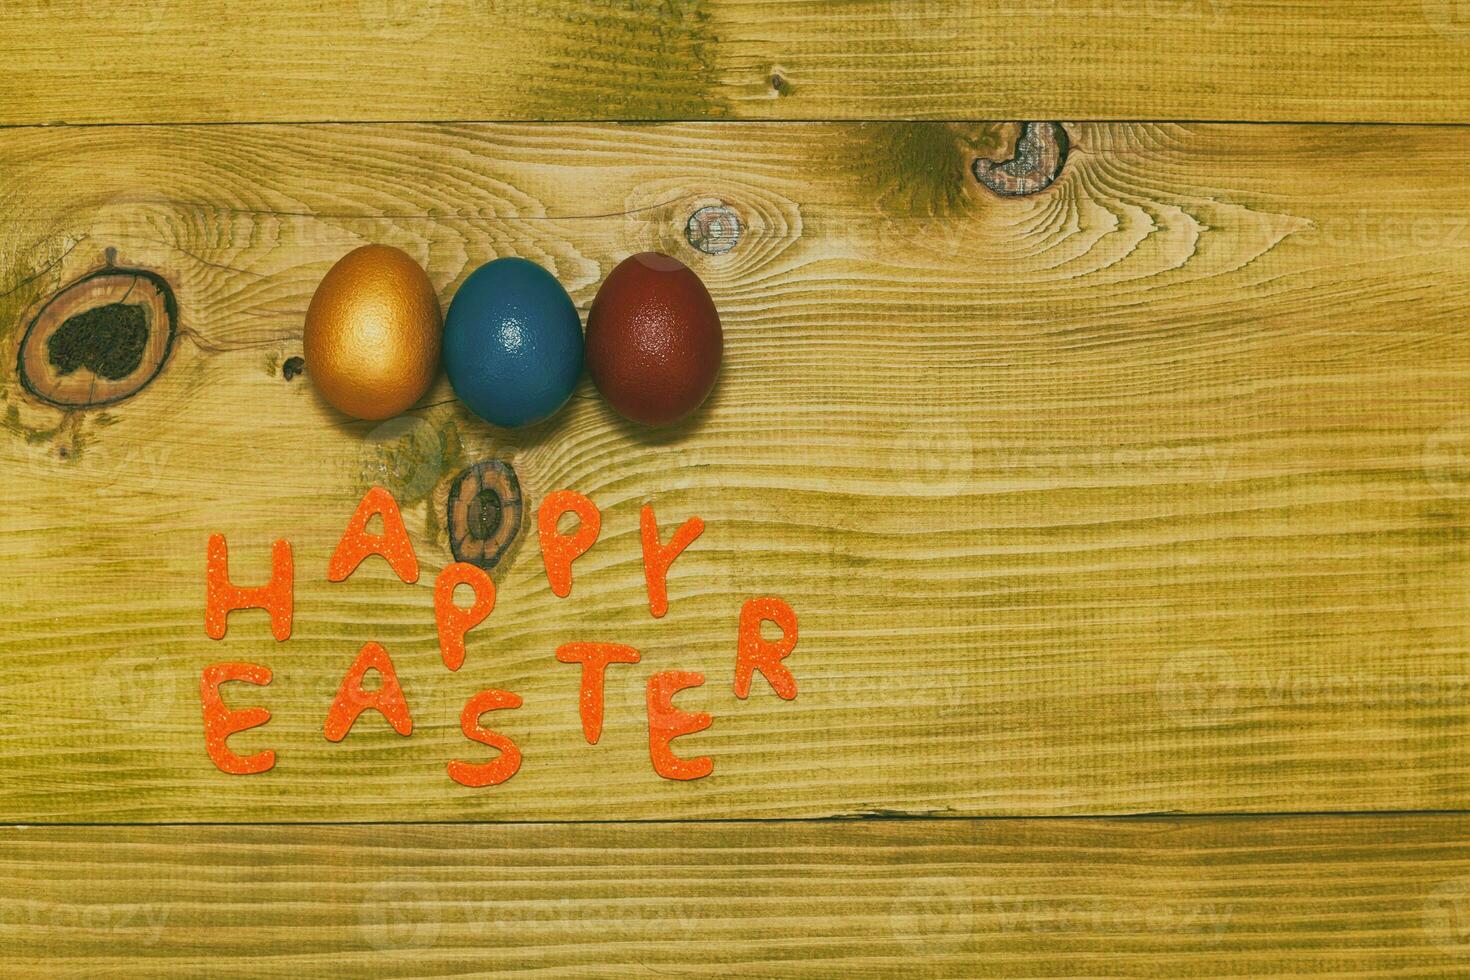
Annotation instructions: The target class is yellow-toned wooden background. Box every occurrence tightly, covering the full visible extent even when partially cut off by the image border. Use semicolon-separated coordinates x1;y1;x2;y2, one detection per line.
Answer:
5;1;1470;976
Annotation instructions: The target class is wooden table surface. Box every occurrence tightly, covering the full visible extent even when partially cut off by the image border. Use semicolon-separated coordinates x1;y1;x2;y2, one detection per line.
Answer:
5;1;1470;976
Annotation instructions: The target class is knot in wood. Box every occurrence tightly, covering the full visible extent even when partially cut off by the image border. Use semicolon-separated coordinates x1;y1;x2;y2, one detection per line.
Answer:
16;264;178;408
686;205;742;255
446;460;524;572
972;122;1069;197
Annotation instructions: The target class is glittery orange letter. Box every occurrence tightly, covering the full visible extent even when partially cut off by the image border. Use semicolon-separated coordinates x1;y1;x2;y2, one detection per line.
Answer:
640;506;704;619
555;642;641;744
435;562;495;671
200;662;274;775
324;642;413;742
538;490;601;598
328;486;419;584
448;689;523;787
647;670;712;781
735;596;799;700
205;535;292;641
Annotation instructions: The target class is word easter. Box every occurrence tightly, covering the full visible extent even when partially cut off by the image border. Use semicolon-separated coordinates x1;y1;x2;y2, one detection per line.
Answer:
202;486;798;786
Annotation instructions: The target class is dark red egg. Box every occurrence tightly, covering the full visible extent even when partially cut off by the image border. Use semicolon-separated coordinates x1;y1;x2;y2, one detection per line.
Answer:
585;252;722;427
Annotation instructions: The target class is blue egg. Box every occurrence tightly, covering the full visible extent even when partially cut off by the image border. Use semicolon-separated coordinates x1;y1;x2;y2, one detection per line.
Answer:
444;258;583;428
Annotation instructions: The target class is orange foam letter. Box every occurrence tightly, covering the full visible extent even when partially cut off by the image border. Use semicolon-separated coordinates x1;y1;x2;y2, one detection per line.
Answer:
324;642;413;742
538;490;601;598
205;535;292;641
328;486;419;584
735;597;799;700
200;662;275;775
647;670;712;781
555;642;641;744
435;562;496;671
640;506;705;619
448;689;523;787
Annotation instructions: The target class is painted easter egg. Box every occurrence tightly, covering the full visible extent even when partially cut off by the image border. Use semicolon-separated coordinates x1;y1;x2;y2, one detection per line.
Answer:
443;257;583;428
584;252;722;427
303;244;442;421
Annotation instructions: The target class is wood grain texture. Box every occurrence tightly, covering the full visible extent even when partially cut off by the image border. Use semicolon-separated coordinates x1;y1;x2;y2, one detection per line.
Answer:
3;1;1470;125
7;816;1470;977
4;121;1470;822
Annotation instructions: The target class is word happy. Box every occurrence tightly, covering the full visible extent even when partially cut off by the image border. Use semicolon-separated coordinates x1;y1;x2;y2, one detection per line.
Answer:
201;486;798;785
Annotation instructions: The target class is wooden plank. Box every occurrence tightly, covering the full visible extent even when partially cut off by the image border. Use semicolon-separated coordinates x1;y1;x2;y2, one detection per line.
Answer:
4;121;1470;822
3;1;1470;125
5;816;1470;976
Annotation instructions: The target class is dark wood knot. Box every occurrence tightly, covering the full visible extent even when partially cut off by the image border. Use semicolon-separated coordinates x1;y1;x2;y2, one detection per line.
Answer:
972;122;1069;197
446;460;524;571
686;205;742;255
16;263;178;408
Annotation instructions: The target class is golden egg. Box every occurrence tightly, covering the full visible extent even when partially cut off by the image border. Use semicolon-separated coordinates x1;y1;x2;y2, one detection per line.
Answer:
303;245;442;420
